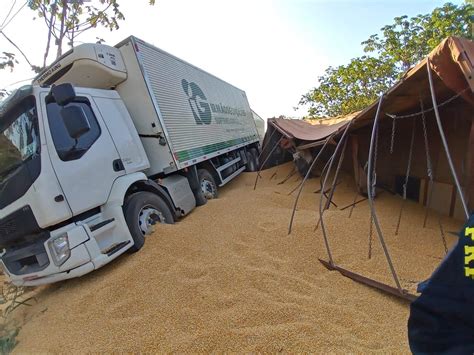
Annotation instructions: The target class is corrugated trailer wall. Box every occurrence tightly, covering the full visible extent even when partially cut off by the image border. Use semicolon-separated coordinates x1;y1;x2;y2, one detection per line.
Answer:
120;37;259;170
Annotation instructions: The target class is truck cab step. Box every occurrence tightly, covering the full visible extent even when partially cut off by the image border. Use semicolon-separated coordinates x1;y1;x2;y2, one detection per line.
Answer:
104;241;131;256
90;218;115;232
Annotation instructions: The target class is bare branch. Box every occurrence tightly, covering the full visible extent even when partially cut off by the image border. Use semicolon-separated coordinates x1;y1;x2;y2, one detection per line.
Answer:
56;0;68;57
73;24;94;37
0;30;35;69
1;0;17;28
0;1;28;32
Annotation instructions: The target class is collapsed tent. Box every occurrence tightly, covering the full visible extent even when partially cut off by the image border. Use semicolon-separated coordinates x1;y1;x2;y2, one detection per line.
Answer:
349;36;474;219
261;36;474;219
260;113;354;176
258;36;474;351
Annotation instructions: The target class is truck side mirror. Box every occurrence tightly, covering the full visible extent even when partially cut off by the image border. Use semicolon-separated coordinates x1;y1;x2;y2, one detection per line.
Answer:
50;83;76;106
60;106;91;139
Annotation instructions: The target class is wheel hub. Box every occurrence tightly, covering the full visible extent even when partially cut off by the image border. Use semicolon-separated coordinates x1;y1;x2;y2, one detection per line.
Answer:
201;179;215;199
138;205;164;235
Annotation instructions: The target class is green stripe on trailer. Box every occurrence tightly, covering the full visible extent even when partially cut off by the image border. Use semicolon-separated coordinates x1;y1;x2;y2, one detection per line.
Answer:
175;134;258;162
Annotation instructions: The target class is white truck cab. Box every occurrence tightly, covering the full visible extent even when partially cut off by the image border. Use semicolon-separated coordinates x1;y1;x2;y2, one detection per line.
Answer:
0;37;260;286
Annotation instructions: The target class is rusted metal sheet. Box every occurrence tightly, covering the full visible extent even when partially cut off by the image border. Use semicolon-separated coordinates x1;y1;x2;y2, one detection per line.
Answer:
319;259;418;303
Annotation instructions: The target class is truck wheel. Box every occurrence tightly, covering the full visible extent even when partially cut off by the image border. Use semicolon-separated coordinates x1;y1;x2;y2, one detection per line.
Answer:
198;169;218;199
246;150;257;172
124;192;174;253
250;148;260;169
194;190;208;207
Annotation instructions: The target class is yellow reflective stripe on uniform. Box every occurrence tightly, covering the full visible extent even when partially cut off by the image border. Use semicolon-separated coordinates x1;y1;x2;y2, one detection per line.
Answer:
465;227;474;241
465;267;474;278
465;245;474;264
465;227;474;279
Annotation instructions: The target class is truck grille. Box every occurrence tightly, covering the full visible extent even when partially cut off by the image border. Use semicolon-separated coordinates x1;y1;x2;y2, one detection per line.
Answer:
0;219;17;235
0;206;43;249
2;232;50;275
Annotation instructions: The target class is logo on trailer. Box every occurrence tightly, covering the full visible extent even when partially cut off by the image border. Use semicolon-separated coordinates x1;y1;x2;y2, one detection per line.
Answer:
181;79;212;125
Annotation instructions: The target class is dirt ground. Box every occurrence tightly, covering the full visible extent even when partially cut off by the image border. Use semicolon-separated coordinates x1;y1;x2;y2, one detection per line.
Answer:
11;163;462;353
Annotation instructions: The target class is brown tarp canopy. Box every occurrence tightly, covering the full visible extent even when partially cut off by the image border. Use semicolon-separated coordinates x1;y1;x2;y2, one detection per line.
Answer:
268;118;348;142
265;111;357;152
260;114;354;171
352;36;474;128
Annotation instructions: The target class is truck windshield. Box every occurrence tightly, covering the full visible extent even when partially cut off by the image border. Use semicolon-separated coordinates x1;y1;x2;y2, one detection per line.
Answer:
0;97;39;183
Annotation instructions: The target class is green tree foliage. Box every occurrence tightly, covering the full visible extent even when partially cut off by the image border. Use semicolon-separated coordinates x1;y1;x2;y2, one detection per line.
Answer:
300;56;397;118
1;0;154;98
300;2;474;119
0;52;16;98
362;2;473;71
0;52;16;71
28;0;130;68
4;0;155;70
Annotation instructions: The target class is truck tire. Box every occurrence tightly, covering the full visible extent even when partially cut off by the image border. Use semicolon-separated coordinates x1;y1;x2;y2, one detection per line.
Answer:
124;192;174;253
250;148;260;169
245;150;257;172
198;168;218;199
194;190;208;207
221;157;233;176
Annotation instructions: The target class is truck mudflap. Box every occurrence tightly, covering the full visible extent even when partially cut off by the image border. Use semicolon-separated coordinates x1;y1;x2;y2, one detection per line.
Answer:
159;175;196;216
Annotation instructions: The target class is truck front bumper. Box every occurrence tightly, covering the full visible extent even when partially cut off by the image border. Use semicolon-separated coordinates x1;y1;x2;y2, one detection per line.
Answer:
0;198;137;286
20;262;95;286
1;223;93;286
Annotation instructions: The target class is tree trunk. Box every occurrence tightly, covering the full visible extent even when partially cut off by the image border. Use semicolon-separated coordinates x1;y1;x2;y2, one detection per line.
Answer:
56;0;68;58
43;8;55;68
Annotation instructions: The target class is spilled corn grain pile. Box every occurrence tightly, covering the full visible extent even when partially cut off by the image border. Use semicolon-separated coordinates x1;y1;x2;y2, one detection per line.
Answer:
13;163;462;353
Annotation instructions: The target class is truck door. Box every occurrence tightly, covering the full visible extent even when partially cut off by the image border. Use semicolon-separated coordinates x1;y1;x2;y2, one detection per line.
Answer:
40;92;125;215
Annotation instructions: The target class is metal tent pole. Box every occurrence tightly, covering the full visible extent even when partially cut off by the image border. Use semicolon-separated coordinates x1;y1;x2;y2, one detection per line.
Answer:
324;134;348;210
288;136;332;234
426;59;469;219
367;94;403;293
318;122;352;265
287;140;332;196
395;117;417;235
256;126;280;164
253;136;284;190
315;141;347;218
278;167;297;185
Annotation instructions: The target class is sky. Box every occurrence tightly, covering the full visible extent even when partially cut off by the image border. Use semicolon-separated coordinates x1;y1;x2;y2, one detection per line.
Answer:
0;0;464;119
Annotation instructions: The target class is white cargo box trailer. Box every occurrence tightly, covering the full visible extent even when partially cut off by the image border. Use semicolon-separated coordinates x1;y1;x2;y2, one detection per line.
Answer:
118;37;259;174
35;36;260;177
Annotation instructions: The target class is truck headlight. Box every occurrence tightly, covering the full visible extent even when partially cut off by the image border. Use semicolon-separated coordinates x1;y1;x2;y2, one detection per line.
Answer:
48;234;71;266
